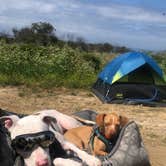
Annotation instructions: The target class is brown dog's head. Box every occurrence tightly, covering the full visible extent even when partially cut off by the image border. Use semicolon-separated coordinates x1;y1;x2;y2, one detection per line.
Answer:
96;113;128;140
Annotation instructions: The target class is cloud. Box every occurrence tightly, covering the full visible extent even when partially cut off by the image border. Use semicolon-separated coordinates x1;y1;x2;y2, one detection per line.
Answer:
0;0;166;50
93;4;166;23
0;0;56;13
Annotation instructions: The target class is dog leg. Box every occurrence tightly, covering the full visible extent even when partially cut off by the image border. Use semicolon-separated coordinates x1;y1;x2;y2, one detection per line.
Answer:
53;158;82;166
62;142;101;166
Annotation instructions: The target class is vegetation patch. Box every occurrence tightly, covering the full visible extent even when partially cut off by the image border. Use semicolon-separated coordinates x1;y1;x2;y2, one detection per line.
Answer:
0;22;165;89
0;41;103;89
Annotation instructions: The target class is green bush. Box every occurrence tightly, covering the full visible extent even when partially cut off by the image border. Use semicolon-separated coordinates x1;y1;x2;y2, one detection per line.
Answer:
0;40;101;88
152;54;166;79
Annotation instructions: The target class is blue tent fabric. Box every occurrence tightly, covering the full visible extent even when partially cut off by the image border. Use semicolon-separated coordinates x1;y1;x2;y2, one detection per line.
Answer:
92;52;166;105
99;52;164;84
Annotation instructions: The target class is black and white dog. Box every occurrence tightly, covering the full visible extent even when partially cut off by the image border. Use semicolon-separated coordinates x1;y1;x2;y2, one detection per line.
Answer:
0;109;100;166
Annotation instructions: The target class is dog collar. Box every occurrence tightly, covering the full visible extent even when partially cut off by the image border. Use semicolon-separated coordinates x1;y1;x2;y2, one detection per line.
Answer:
89;125;113;153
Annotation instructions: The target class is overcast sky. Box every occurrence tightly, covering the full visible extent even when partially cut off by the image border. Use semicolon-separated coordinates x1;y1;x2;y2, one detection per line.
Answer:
0;0;166;50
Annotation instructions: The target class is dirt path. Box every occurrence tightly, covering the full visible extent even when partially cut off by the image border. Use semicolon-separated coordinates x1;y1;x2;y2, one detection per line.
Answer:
0;86;166;166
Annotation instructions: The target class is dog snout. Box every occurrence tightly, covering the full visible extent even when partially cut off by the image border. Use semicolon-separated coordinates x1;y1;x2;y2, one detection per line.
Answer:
104;125;119;139
36;159;49;166
35;147;50;166
111;124;120;134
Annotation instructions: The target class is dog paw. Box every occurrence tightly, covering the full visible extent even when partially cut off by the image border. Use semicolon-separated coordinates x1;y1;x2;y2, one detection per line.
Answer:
53;158;82;166
83;156;101;166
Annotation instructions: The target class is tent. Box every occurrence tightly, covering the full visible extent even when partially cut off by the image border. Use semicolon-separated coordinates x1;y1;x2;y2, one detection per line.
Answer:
92;52;166;106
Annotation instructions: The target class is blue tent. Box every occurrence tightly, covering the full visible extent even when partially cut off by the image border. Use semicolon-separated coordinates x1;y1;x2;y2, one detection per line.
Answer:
92;52;166;105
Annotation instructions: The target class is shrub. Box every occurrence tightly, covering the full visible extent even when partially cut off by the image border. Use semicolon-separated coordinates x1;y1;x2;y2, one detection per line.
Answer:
0;41;101;89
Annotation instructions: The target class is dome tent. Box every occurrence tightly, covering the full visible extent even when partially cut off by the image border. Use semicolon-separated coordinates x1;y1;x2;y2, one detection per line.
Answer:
92;52;166;106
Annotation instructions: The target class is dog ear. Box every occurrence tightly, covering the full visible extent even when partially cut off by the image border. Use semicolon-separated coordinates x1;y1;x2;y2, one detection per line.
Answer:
119;115;129;127
96;114;106;133
43;116;57;124
42;116;63;134
0;115;20;131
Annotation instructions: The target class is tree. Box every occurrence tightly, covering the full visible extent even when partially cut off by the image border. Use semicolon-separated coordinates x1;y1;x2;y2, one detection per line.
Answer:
13;27;34;43
31;22;55;35
12;22;58;45
31;22;57;45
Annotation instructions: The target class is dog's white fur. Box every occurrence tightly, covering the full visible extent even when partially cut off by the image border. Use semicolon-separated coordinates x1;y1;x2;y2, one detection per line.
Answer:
1;110;101;166
36;109;83;133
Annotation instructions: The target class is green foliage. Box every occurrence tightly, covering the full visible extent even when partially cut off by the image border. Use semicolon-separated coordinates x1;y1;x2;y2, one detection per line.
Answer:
0;41;101;88
12;22;57;45
152;54;166;79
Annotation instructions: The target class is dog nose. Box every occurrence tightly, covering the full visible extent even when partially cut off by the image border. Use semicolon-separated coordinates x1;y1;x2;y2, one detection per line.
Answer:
36;159;49;166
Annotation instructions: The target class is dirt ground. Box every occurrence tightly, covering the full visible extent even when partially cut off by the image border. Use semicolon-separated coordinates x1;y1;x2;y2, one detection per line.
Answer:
0;86;166;166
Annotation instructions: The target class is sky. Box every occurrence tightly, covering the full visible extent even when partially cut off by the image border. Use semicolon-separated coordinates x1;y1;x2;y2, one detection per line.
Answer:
0;0;166;50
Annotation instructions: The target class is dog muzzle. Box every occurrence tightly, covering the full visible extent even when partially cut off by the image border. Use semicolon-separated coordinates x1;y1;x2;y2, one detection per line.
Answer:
11;131;55;154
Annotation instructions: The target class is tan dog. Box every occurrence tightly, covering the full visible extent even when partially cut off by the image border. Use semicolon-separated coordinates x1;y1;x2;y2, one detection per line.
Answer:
64;113;129;156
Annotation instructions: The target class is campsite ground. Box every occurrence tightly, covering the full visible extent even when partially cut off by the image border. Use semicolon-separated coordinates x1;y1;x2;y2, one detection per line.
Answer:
0;86;165;166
